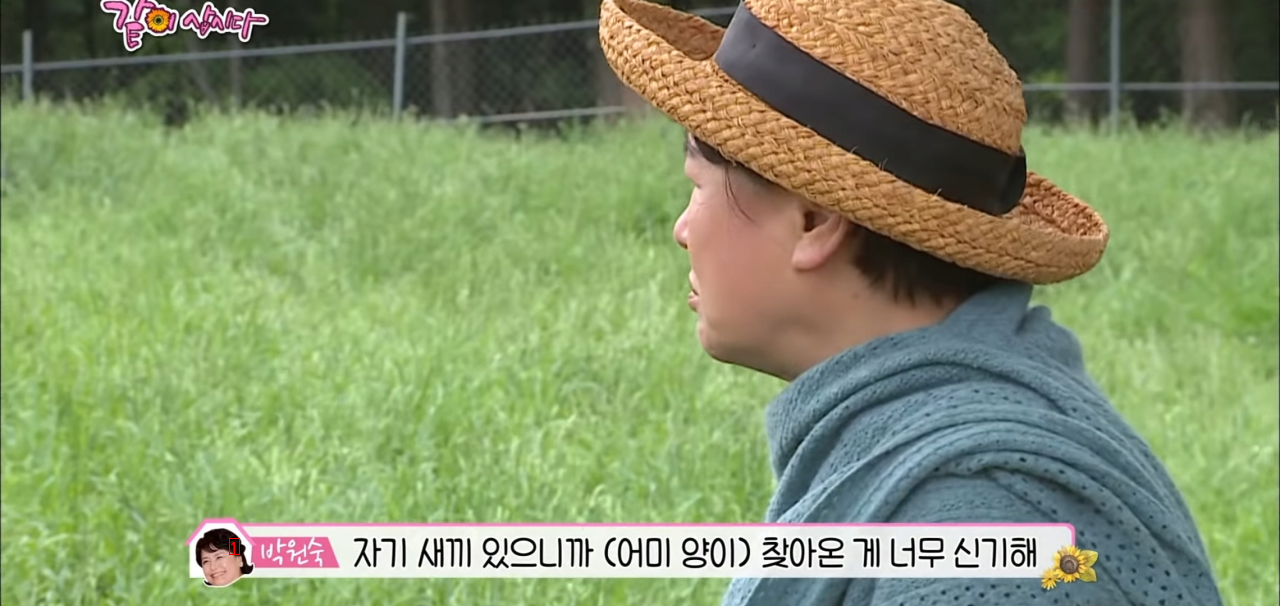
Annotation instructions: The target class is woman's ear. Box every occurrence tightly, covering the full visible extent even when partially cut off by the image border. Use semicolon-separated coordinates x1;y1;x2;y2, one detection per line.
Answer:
791;206;854;271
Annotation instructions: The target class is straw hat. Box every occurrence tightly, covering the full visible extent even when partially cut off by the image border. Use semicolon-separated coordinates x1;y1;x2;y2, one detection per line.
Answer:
597;0;1109;284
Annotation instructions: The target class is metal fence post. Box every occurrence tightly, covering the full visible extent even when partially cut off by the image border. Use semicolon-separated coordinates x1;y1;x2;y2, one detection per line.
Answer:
393;12;408;118
1107;0;1121;131
21;30;34;102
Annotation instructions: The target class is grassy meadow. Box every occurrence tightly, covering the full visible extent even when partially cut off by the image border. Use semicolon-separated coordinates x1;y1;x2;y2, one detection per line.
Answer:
1;100;1276;605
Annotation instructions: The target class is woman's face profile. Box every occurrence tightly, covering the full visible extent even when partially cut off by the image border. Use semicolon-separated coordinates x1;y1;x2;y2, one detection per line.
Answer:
676;150;800;369
200;548;245;586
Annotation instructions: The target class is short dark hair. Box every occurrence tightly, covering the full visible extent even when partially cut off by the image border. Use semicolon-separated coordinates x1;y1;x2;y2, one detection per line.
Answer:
684;134;1002;306
195;528;255;576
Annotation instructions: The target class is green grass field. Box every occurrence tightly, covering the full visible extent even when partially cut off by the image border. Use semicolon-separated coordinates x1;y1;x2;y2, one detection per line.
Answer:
1;100;1276;605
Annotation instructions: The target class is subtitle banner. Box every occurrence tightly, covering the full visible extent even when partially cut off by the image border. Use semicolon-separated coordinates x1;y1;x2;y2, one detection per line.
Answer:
187;519;1075;581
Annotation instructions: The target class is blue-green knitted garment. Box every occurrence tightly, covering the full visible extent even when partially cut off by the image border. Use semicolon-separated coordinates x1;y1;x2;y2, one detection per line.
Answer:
721;282;1221;606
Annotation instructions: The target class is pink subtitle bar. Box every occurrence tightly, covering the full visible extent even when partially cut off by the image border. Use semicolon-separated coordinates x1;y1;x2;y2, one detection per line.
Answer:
254;536;340;568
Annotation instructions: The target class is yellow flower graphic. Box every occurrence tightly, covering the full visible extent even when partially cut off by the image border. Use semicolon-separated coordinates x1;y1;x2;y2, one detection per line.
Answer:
1040;568;1060;590
1042;545;1099;590
145;8;171;33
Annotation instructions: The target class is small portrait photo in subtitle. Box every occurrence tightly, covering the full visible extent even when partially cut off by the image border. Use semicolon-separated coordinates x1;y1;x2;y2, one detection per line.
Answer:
194;527;254;588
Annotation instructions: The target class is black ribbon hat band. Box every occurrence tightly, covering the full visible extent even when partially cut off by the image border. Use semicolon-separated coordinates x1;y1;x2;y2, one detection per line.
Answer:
711;2;1027;215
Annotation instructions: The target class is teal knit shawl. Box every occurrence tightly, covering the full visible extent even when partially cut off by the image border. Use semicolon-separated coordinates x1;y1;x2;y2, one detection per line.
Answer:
721;281;1222;606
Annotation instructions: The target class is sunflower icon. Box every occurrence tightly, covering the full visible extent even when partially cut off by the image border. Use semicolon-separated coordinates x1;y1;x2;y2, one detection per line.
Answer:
144;8;172;34
1041;545;1098;590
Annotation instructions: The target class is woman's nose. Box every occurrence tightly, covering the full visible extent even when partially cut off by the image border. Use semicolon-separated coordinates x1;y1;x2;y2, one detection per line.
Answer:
672;205;691;250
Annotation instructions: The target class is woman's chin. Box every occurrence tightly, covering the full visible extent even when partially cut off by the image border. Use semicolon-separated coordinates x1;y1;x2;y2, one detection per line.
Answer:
696;321;737;364
694;318;714;349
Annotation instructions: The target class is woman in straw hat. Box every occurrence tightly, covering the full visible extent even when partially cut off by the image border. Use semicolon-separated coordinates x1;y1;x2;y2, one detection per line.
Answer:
597;0;1223;604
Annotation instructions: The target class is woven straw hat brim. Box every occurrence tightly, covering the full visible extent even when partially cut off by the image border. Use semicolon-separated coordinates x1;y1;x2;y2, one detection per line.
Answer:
598;0;1109;284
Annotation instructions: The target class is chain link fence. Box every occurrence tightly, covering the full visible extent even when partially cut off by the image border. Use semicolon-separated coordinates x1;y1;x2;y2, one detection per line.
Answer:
1;2;1276;128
